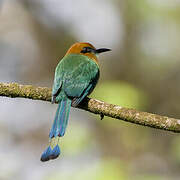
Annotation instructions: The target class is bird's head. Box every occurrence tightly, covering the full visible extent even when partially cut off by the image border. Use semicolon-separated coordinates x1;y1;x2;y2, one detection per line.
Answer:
65;42;111;63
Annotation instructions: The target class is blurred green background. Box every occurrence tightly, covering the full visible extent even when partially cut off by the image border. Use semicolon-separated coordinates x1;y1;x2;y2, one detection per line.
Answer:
0;0;180;179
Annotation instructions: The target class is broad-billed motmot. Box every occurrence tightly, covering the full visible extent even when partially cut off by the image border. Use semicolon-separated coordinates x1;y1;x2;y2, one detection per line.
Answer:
41;42;111;162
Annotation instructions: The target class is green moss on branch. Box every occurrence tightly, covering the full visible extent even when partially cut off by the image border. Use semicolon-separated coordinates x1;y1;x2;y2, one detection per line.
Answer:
0;82;180;133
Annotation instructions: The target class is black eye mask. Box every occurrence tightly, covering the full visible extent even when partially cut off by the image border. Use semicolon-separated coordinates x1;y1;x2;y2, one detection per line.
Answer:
81;47;95;54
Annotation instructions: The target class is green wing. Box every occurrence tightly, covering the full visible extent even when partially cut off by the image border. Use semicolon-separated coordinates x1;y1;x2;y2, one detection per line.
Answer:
52;54;99;103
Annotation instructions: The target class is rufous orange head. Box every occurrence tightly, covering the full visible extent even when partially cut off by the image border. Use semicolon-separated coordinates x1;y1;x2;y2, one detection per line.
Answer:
65;42;111;64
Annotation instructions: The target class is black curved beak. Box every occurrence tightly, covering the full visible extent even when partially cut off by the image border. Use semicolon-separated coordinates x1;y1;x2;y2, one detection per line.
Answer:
95;48;111;54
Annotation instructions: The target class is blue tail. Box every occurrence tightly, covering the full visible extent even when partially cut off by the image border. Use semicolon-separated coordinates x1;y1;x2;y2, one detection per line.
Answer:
41;99;71;162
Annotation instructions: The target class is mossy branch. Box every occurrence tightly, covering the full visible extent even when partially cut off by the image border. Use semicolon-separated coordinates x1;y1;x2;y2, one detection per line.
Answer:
0;82;180;133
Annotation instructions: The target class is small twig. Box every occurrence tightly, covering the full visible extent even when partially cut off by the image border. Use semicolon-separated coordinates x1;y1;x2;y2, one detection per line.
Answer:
100;113;104;120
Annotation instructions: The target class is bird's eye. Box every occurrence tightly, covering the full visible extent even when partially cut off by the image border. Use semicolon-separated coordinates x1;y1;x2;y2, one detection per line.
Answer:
81;47;92;53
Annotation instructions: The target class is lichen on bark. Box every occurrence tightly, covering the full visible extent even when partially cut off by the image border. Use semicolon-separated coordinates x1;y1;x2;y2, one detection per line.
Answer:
0;82;180;133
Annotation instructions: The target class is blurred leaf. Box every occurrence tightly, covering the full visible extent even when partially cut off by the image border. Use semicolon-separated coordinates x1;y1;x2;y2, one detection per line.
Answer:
91;81;148;110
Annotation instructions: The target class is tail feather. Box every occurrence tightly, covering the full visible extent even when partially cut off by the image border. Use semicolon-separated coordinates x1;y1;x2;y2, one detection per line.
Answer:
49;103;61;138
60;100;71;136
40;146;52;162
41;99;71;162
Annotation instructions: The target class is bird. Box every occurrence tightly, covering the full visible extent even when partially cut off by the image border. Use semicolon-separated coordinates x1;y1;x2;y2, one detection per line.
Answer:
40;42;111;162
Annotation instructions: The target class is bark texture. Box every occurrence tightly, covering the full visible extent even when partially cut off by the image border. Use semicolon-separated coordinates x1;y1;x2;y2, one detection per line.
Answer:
0;82;180;133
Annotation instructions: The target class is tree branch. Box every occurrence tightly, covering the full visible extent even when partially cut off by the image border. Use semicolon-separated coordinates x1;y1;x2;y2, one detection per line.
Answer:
0;82;180;133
